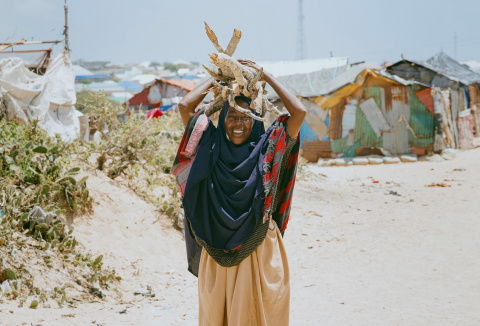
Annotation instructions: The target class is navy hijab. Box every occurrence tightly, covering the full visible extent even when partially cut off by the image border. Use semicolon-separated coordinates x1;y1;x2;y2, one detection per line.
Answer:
183;100;268;251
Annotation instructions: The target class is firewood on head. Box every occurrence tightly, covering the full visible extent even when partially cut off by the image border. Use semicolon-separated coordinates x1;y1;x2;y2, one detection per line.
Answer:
247;67;263;95
263;96;282;116
204;22;225;53
213;53;254;87
205;93;226;117
202;64;228;82
251;81;264;114
208;54;236;79
221;85;228;98
225;29;242;56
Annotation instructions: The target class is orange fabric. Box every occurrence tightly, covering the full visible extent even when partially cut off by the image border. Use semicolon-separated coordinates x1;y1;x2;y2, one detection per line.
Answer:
198;220;290;326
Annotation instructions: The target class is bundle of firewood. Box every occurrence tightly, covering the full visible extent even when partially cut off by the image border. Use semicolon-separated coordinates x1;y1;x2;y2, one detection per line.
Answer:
201;23;281;121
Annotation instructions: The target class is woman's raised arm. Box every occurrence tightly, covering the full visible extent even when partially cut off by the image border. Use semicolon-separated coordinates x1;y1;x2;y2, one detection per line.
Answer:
178;77;214;127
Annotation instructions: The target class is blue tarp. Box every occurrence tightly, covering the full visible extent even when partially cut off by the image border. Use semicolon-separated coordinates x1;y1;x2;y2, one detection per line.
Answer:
300;122;318;145
76;74;110;79
118;81;143;93
159;104;175;111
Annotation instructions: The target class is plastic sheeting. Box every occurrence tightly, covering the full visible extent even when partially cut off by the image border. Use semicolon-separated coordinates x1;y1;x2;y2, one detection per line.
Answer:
0;51;80;141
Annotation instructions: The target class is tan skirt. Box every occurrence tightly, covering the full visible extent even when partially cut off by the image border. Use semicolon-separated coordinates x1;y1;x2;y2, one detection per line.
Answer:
198;219;290;326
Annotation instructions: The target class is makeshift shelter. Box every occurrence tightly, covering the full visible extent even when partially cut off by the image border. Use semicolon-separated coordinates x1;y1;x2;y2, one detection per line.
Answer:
126;78;196;111
387;53;480;150
263;64;354;155
0;51;81;141
299;68;431;162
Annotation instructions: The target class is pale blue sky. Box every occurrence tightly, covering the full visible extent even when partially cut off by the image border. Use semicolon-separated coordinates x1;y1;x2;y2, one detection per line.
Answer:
2;0;480;65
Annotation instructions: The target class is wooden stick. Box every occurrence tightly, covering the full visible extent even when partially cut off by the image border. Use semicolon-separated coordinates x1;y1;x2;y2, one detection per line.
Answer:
205;95;226;117
225;29;242;56
251;81;264;114
202;64;228;82
247;67;263;95
204;22;225;53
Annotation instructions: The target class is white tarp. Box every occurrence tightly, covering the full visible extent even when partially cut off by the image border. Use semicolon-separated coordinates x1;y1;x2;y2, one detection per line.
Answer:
0;51;80;141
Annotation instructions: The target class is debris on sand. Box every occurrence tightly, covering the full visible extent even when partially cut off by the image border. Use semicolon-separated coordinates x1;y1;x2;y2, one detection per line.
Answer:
425;182;452;187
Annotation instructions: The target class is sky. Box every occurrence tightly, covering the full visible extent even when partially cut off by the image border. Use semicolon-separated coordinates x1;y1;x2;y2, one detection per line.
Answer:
2;0;480;66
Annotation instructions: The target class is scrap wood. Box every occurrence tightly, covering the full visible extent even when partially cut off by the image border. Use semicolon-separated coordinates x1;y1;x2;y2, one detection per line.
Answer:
201;22;280;121
425;182;451;187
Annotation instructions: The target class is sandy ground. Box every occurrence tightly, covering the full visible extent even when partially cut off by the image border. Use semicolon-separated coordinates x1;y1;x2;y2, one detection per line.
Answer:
1;148;480;325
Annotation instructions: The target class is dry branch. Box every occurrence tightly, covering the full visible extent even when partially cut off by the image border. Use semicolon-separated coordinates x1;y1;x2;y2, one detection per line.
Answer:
204;22;225;53
202;23;280;120
225;29;242;56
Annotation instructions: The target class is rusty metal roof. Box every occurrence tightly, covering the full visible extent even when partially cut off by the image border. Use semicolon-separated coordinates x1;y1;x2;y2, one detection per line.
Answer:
158;78;196;92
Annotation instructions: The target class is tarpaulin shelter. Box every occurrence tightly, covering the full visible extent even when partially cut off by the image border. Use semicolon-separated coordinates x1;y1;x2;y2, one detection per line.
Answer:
126;78;196;111
0;50;81;142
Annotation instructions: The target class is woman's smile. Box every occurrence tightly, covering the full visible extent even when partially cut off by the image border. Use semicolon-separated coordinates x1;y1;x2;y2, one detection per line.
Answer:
224;100;254;145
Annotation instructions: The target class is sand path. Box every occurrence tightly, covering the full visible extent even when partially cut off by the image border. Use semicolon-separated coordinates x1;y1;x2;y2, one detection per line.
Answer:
2;148;480;325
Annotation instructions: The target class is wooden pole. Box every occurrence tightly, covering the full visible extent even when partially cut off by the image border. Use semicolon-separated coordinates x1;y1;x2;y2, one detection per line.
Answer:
64;0;70;52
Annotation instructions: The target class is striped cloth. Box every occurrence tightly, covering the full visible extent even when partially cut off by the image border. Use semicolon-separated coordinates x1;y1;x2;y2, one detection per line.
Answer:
171;108;209;195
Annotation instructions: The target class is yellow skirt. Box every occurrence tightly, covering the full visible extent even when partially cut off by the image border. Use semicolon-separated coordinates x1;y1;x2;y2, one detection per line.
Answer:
198;219;290;326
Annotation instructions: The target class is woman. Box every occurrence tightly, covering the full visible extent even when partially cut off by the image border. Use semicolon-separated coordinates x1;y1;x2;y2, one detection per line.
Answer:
172;60;306;325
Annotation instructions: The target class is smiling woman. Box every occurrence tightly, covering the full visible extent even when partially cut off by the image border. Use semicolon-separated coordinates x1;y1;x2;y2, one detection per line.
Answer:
224;97;254;145
173;59;305;326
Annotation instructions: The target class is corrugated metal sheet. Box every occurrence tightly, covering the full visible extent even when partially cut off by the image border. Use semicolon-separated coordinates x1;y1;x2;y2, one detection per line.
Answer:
450;90;460;145
305;110;328;140
354;88;384;147
301;98;328;140
342;104;357;137
330;137;360;157
409;84;435;148
415;88;434;114
328;100;345;140
359;97;390;138
468;84;480;105
457;110;474;149
301;97;328;120
467;85;480;135
330;137;347;153
301;140;332;162
344;141;361;157
354;104;383;147
382;86;411;154
159;78;196;92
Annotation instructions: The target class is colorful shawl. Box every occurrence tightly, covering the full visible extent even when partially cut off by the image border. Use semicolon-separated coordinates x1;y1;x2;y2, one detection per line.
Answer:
172;109;300;276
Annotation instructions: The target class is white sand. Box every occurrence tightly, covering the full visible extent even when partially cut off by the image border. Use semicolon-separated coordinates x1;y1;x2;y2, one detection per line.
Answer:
2;148;480;325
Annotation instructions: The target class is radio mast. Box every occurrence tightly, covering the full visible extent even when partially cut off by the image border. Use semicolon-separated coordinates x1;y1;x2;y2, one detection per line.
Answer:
296;0;305;60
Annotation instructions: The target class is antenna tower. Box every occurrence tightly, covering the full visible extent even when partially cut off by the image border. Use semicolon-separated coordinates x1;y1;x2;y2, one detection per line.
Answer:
296;0;305;60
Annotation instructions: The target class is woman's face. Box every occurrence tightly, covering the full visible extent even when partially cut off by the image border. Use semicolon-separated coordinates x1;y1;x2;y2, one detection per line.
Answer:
224;100;254;145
